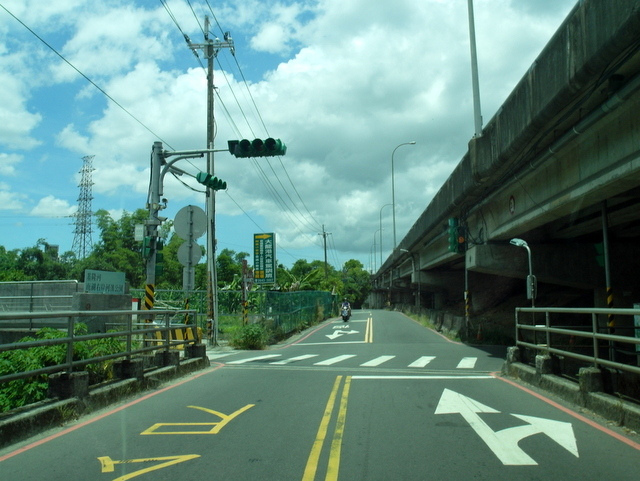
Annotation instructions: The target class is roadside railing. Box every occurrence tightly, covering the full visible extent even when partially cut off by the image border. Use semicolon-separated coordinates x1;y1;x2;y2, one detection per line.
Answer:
515;307;640;376
0;309;199;385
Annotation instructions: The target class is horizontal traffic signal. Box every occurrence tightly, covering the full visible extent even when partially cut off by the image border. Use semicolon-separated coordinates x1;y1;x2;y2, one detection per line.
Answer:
228;138;287;158
196;172;227;190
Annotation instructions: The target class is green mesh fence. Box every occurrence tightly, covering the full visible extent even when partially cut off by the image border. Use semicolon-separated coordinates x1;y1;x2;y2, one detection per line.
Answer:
131;289;338;341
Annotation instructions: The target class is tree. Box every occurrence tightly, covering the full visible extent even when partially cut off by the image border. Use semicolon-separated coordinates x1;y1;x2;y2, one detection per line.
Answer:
72;209;150;287
0;246;26;281
14;239;74;280
339;259;371;308
216;249;250;287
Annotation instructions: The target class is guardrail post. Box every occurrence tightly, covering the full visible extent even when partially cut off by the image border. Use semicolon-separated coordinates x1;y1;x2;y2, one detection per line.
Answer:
591;312;599;367
578;366;603;394
66;314;74;373
153;313;180;367
545;311;551;351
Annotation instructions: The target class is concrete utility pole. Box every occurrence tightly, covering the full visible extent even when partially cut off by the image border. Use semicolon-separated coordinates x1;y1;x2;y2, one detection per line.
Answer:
318;225;330;278
187;17;234;344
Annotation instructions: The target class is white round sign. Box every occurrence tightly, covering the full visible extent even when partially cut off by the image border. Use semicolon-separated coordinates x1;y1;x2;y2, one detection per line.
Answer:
174;205;207;240
177;241;203;266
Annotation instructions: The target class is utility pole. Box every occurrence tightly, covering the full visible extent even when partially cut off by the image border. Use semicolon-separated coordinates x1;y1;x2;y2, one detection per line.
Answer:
467;0;483;137
143;142;165;313
187;17;234;344
318;225;330;278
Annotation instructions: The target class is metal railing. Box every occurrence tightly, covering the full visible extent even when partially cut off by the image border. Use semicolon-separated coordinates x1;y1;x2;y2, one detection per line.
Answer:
515;307;640;375
0;309;199;385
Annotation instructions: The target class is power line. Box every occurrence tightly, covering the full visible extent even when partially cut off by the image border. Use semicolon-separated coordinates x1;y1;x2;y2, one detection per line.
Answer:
0;2;175;150
165;1;326;252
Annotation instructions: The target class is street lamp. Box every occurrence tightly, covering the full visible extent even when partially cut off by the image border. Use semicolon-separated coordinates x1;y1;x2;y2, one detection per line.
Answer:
379;203;392;266
372;229;382;272
400;248;420;307
391;141;416;250
510;238;536;306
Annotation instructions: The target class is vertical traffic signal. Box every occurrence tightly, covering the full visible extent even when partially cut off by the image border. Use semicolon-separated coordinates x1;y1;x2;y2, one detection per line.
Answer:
196;172;227;190
228;138;287;158
155;239;164;276
447;218;465;254
456;224;466;254
448;218;459;253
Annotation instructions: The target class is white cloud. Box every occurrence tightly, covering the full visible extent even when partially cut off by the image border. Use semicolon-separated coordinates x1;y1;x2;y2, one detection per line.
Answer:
0;182;27;211
0;153;23;176
0;0;578;262
0;71;42;149
30;195;76;217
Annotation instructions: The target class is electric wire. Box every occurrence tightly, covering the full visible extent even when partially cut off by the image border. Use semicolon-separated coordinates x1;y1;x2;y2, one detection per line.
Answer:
162;0;331;266
224;191;302;263
0;2;176;150
203;0;324;233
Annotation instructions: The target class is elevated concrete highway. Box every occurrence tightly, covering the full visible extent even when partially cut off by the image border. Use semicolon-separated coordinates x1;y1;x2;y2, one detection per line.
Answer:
372;0;640;333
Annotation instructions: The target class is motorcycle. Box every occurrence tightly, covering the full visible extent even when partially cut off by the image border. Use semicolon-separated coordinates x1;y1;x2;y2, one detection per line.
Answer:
341;307;350;322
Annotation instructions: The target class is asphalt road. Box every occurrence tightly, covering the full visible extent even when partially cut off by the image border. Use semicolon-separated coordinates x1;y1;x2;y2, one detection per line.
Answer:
1;309;639;480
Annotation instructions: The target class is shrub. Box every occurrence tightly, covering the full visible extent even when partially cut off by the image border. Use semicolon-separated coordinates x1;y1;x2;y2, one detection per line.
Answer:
229;324;267;350
0;324;127;413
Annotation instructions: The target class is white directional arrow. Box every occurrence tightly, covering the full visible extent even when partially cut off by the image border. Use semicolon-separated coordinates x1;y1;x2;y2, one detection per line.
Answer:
326;330;359;340
435;388;579;465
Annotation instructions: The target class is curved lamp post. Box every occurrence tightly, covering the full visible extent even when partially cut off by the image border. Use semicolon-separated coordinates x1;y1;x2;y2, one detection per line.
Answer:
510;238;536;307
391;141;416;250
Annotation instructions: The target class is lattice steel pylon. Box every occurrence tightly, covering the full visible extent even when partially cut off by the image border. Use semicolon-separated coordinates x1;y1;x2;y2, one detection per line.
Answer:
71;155;95;259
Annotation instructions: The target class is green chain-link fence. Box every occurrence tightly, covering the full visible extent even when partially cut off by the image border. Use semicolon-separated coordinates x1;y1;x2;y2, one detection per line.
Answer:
131;289;338;343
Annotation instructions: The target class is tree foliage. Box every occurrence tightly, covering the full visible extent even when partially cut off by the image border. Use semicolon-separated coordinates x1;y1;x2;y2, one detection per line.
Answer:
0;210;371;301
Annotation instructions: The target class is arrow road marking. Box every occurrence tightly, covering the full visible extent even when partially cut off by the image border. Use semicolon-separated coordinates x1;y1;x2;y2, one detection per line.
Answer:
326;330;359;340
435;388;579;465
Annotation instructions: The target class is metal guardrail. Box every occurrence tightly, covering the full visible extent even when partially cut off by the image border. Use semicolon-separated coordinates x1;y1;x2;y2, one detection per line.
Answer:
515;307;640;375
0;309;199;385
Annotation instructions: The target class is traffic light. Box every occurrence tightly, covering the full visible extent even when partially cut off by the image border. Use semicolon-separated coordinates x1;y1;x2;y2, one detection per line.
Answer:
264;137;286;156
196;172;227;190
456;224;466;254
155;240;164;276
448;218;459;253
447;218;465;254
142;236;153;258
228;138;287;158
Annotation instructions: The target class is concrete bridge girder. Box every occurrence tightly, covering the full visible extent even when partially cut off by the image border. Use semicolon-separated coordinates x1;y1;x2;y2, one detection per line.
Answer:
467;243;602;289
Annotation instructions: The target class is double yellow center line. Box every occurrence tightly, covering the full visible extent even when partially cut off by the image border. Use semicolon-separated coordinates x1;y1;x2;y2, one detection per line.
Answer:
364;315;373;343
303;375;352;481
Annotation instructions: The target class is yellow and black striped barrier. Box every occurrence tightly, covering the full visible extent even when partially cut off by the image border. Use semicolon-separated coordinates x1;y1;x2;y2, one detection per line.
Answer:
144;325;202;350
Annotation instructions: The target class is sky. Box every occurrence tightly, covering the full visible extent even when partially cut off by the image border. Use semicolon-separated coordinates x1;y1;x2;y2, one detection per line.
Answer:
0;0;578;272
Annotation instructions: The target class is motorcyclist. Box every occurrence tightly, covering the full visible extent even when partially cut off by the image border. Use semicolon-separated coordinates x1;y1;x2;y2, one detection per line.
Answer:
341;298;351;316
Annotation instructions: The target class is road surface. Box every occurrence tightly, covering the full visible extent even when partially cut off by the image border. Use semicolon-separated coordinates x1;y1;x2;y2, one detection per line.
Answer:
1;309;638;480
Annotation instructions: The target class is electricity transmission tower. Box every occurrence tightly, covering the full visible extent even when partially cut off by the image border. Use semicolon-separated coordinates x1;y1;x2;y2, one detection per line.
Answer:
72;155;95;259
